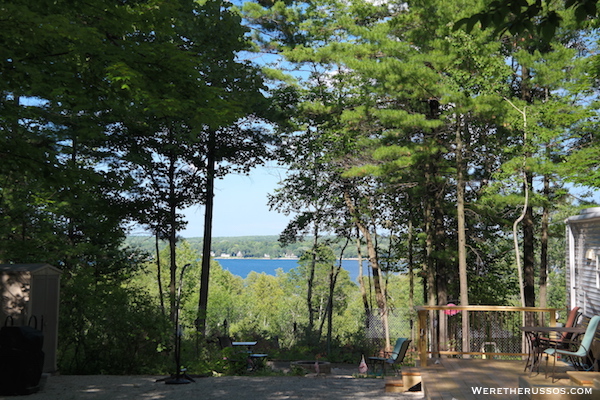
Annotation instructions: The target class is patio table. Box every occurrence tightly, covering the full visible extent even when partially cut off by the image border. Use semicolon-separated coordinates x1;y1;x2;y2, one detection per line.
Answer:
520;326;585;374
232;341;258;351
231;342;267;371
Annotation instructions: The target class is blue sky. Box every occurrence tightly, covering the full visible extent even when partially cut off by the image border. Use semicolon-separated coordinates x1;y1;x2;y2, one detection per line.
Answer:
179;164;291;238
173;170;600;238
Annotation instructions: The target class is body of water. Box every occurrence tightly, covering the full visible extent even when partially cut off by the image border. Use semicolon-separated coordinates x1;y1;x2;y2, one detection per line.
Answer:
216;258;365;282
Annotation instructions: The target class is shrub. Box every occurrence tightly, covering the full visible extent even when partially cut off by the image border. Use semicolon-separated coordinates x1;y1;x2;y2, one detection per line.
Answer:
58;270;171;374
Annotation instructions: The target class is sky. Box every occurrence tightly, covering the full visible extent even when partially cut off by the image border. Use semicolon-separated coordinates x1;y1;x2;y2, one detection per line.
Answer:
179;163;291;238
126;164;600;239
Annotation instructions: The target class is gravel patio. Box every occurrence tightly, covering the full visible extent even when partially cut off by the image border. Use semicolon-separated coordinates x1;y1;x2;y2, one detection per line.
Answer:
7;364;424;400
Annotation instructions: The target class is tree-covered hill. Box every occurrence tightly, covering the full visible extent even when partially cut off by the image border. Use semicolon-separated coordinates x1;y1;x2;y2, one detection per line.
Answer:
125;235;369;259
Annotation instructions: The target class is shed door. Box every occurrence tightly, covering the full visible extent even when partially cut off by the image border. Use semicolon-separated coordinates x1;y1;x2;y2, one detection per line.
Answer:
30;274;60;372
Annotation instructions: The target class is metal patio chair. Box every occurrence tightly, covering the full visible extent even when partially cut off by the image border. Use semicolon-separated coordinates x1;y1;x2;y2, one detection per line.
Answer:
544;315;600;382
368;338;411;376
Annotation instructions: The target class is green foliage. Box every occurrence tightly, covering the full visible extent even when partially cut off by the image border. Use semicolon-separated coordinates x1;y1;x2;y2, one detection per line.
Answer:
289;364;309;376
239;0;592;317
58;268;171;374
455;0;596;42
220;347;251;375
548;269;567;312
546;233;568;312
118;238;421;368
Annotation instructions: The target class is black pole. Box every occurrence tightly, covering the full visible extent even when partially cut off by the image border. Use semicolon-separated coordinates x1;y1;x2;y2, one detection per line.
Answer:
165;263;195;384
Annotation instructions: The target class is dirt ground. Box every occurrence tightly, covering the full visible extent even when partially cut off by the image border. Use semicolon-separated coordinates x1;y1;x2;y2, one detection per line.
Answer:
2;364;425;400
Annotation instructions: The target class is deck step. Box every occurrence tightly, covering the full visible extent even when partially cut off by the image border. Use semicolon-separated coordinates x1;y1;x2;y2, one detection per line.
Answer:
566;371;600;386
383;367;422;393
384;376;404;393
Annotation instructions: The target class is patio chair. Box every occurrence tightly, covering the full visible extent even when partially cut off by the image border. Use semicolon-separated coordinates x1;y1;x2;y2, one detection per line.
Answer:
592;326;600;371
368;338;411;376
539;306;581;350
544;315;600;382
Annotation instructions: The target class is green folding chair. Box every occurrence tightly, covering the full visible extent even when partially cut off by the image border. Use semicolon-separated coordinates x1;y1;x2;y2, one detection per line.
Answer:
544;315;600;382
368;338;411;376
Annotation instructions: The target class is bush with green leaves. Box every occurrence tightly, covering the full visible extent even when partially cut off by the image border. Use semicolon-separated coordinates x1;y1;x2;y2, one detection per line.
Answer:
58;268;171;374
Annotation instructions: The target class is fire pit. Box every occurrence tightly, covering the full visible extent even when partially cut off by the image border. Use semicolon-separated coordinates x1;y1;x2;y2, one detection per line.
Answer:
290;360;331;374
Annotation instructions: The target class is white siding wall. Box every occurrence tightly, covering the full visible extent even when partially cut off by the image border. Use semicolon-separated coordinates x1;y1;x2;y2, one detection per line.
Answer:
566;209;600;317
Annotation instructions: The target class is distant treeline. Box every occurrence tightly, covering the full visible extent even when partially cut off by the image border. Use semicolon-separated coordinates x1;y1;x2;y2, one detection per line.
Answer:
125;235;380;259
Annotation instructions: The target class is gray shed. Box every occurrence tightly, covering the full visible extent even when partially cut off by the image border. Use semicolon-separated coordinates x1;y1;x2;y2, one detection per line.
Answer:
0;263;61;372
565;208;600;316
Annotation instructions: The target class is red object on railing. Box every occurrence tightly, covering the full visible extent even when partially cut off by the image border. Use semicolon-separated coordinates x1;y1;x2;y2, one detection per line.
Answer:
444;303;459;316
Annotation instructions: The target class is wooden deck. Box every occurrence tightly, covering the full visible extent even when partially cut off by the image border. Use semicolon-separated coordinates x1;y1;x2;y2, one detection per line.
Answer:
418;358;581;400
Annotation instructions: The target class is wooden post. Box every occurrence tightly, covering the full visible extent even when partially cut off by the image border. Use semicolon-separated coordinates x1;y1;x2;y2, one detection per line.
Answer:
418;308;428;366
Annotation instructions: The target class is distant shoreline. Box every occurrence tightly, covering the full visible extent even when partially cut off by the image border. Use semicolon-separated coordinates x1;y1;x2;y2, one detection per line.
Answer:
126;235;369;260
214;257;362;261
214;257;298;260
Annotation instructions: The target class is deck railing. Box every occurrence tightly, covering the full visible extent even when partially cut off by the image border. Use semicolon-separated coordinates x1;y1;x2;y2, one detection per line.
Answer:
416;305;559;366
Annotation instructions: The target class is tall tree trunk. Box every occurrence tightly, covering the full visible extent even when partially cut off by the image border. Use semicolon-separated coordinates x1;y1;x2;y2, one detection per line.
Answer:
539;90;552;310
424;163;438;358
407;220;416;342
198;131;216;335
156;233;166;317
168;151;178;323
519;66;536;309
505;97;528;308
307;224;319;345
408;220;415;311
323;239;349;356
343;188;390;349
434;203;448;351
523;172;536;307
357;233;370;318
456;119;470;356
539;174;550;308
68;134;78;246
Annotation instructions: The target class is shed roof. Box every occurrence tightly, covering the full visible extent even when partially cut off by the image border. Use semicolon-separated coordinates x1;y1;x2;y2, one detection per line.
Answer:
566;207;600;225
0;263;62;275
